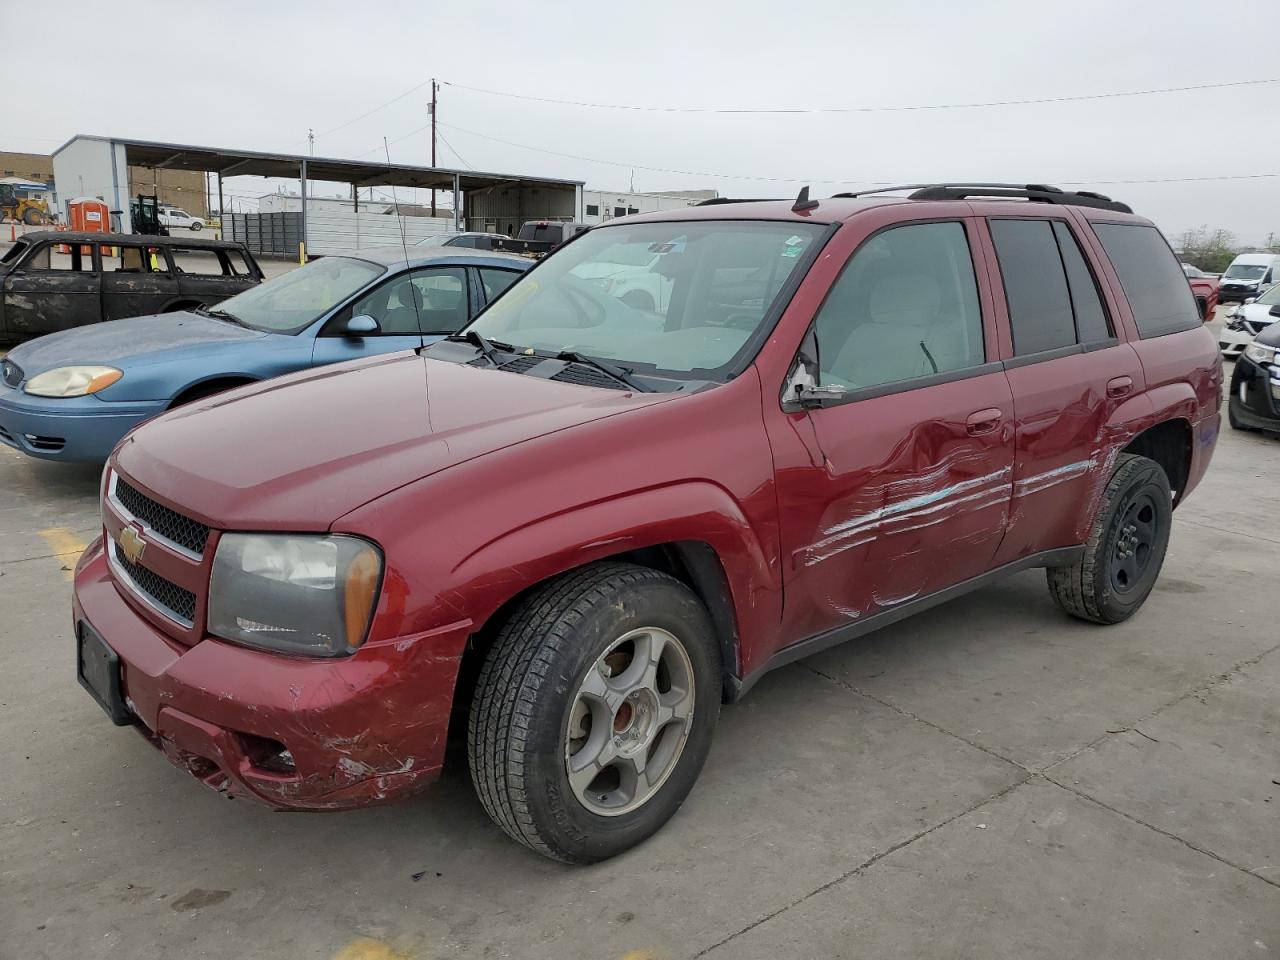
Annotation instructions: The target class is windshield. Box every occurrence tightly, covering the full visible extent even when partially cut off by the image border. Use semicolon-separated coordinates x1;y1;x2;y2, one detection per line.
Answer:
1255;284;1280;306
415;235;451;247
1181;263;1204;278
213;256;384;333
1224;263;1268;280
467;220;825;379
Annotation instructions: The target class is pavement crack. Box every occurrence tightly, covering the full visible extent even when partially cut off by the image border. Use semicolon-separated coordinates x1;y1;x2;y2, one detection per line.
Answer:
692;774;1034;957
1043;639;1280;774
1043;775;1280;891
1175;515;1280;548
799;662;1031;774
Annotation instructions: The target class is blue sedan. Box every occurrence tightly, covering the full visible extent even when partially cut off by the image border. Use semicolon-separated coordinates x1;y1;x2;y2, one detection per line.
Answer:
0;246;530;462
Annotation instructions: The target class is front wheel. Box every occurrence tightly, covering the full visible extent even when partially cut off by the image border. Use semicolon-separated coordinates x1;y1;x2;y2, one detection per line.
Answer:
468;562;720;863
190;222;203;231
1047;454;1172;624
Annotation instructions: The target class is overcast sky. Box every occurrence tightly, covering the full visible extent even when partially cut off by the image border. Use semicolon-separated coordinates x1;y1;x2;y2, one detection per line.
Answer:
9;0;1278;243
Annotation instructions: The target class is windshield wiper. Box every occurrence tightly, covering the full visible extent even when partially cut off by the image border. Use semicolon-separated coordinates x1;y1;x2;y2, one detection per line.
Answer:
556;350;649;392
198;306;248;328
447;330;512;367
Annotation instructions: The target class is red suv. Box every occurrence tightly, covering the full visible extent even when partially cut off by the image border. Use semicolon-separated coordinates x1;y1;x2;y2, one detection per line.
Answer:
73;183;1221;863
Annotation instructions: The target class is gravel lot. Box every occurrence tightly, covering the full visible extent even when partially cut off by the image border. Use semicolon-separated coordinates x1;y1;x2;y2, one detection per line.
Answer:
1;308;1277;958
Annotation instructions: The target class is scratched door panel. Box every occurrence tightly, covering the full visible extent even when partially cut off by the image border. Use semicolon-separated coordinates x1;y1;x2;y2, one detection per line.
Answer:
772;369;1015;643
995;343;1145;564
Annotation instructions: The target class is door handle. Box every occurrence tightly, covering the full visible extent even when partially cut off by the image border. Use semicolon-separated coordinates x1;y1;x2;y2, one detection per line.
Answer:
965;408;1003;436
1107;376;1133;399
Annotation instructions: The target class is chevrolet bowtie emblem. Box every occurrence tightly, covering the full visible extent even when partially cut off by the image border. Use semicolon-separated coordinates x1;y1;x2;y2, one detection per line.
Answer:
118;527;147;564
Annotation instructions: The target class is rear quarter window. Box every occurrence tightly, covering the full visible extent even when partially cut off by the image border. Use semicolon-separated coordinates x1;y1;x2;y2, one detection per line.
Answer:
1092;223;1200;338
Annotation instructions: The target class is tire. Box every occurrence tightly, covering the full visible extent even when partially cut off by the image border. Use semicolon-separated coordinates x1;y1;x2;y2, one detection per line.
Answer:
190;222;202;231
22;208;42;225
1047;453;1173;624
468;561;721;863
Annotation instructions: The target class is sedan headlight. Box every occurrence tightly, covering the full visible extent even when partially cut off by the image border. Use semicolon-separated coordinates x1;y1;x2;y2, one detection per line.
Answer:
1244;341;1277;365
24;365;123;398
208;534;383;656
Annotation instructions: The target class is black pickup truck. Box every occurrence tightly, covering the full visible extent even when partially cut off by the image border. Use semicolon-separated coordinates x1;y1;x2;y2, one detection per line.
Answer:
0;231;264;345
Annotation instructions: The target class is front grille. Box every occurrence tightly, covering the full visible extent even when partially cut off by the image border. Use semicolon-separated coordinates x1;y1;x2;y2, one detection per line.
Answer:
112;541;197;625
551;363;627;390
1;359;22;388
113;476;210;556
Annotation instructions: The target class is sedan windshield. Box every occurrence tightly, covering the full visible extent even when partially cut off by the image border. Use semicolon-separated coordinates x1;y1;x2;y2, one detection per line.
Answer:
212;257;384;333
1224;264;1268;280
466;220;825;379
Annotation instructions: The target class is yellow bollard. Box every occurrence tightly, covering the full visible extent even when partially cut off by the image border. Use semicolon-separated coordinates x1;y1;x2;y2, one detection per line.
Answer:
299;241;306;265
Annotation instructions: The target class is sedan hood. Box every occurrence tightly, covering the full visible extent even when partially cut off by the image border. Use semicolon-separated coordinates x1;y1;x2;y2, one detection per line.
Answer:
6;313;264;377
113;352;676;530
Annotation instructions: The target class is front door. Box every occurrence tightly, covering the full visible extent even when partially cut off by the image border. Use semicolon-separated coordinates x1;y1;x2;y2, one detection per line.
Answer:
2;240;101;340
311;266;470;367
99;242;179;320
770;219;1015;642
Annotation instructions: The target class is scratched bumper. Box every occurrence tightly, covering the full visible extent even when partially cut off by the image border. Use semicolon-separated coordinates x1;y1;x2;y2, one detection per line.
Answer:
72;537;469;811
0;385;161;463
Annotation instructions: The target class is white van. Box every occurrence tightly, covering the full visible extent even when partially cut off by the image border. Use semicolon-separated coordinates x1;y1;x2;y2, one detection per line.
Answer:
1219;252;1280;303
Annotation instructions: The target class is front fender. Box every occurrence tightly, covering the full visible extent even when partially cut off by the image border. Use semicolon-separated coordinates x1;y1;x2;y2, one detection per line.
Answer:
443;481;777;677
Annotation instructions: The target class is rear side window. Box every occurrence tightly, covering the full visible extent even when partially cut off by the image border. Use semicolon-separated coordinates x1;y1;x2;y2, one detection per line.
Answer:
1052;221;1111;343
170;247;226;276
1092;223;1200;338
479;267;520;301
990;220;1076;355
991;219;1113;355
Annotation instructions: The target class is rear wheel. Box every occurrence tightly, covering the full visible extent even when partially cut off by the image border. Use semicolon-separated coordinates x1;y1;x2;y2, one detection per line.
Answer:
1047;454;1172;624
22;207;42;225
468;562;720;863
190;222;202;231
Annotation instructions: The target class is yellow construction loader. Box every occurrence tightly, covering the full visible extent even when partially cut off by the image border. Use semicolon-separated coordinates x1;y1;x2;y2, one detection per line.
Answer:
0;182;52;225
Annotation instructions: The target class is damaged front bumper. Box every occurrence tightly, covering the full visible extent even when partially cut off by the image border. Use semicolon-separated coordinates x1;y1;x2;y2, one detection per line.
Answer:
72;537;470;810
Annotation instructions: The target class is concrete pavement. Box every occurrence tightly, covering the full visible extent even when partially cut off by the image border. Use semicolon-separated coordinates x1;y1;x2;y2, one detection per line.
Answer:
1;398;1277;960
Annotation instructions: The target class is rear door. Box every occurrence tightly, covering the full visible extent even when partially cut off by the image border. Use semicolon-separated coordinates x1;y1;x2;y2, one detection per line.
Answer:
979;214;1144;564
99;242;179;320
770;217;1015;641
2;240;101;339
311;265;469;366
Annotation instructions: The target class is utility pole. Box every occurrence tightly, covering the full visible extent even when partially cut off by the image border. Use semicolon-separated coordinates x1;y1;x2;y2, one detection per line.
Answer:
308;128;314;156
430;78;438;218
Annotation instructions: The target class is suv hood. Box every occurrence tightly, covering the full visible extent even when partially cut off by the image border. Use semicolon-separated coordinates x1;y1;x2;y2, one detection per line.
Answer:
7;313;265;377
113;352;676;529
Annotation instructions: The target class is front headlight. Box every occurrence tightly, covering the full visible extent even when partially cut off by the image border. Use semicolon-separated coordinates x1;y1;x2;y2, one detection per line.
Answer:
1244;342;1277;365
208;534;383;656
25;365;123;398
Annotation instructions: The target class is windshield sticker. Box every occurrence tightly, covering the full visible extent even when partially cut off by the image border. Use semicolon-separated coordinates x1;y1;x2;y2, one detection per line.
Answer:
647;236;687;255
784;235;806;246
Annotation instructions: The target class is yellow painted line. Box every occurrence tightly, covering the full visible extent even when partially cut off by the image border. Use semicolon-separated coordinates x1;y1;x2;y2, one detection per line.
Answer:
38;527;89;581
332;939;411;960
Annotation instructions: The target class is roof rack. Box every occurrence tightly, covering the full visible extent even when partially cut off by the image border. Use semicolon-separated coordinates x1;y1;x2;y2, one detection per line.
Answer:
694;197;785;206
831;182;1132;214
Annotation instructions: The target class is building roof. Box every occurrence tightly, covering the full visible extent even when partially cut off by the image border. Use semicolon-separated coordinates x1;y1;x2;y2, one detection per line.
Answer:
53;135;584;191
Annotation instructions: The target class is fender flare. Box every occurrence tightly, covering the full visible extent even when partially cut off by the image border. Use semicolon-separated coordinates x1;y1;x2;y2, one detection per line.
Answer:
445;481;779;680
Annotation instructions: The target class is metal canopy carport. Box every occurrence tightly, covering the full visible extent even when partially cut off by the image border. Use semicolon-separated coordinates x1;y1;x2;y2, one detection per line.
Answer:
52;134;585;247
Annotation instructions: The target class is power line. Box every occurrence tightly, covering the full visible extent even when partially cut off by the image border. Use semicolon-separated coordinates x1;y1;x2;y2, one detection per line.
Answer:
286;77;438;149
442;76;1280;115
435;129;472;170
438;120;1279;189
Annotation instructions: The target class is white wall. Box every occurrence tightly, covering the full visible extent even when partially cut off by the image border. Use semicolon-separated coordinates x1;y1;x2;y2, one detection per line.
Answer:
581;189;702;225
304;210;457;255
51;137;130;231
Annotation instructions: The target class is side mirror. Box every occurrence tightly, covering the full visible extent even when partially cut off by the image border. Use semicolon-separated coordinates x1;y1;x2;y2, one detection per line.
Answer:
1269;304;1280;318
345;314;379;336
1244;297;1257;305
